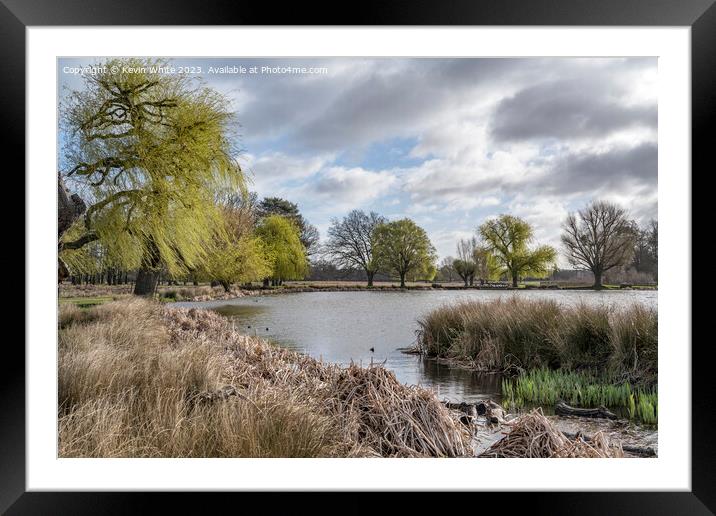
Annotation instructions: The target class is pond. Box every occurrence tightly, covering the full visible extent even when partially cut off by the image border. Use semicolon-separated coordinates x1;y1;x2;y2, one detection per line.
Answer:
175;289;657;404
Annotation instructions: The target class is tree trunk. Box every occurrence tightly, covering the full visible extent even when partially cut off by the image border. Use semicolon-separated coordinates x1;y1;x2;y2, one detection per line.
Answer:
263;278;270;287
399;272;406;288
58;174;89;282
512;274;518;287
58;173;87;238
134;268;160;296
220;280;231;293
463;276;469;287
555;400;617;420
366;271;374;287
593;270;603;289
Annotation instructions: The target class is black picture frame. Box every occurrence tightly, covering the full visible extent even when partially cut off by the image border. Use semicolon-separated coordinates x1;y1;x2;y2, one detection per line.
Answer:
5;0;712;513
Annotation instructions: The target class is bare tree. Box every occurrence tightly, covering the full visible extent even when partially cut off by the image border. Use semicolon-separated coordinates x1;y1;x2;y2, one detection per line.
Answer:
453;237;477;286
324;210;387;286
438;256;455;282
561;200;635;289
648;219;658;281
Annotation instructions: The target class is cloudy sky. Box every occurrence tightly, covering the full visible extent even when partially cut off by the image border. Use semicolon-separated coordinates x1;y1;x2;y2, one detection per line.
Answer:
58;57;657;264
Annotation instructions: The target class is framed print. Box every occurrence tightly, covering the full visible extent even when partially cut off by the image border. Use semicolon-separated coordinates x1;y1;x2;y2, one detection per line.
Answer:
5;0;713;512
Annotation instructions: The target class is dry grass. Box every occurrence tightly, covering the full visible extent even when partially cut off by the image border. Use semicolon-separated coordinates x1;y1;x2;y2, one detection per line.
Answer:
59;283;134;298
416;297;657;384
481;409;623;458
59;299;471;458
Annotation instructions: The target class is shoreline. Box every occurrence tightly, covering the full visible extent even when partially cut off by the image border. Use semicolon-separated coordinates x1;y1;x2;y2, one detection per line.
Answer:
58;281;657;305
178;283;658;302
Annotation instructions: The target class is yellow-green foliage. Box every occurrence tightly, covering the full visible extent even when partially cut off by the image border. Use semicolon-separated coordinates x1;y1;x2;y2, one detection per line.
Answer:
501;368;657;424
372;218;437;285
204;234;273;287
255;215;308;281
474;245;502;281
479;215;556;284
59;58;244;277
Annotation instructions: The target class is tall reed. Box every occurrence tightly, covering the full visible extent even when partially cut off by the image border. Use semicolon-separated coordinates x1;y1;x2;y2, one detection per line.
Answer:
416;297;657;385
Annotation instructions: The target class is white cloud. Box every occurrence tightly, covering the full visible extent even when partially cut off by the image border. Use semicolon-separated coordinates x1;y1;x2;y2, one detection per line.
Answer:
242;152;329;181
312;166;398;206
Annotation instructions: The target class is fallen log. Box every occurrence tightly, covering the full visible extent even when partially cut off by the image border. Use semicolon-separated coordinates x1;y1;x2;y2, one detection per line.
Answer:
555;400;618;420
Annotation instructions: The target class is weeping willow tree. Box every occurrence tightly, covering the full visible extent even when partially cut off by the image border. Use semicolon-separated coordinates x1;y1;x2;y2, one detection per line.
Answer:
479;215;557;287
197;192;273;292
255;215;308;286
59;58;244;295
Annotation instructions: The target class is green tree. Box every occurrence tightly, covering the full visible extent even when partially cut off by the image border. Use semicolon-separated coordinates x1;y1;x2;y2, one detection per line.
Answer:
373;219;437;288
199;196;272;292
257;197;320;256
59;58;244;295
479;215;556;287
255;215;308;286
473;245;501;284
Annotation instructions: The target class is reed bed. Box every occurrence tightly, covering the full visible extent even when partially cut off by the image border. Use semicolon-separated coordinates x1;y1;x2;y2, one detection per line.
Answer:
416;297;657;384
58;299;471;458
481;409;623;458
501;368;657;424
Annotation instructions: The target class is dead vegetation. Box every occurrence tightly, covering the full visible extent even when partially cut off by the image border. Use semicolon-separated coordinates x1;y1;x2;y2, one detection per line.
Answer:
58;299;471;457
481;408;623;458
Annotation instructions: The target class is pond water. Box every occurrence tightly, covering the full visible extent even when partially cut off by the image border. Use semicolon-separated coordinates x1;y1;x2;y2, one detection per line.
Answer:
175;289;657;405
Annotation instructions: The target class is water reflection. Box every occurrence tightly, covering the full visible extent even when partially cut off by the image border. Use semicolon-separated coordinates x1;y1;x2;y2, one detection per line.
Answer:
177;289;656;405
414;358;503;403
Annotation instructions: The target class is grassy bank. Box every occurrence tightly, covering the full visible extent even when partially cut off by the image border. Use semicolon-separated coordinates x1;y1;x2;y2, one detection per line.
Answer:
58;299;471;458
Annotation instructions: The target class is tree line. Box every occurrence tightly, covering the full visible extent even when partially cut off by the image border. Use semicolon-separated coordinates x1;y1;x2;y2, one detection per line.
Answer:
58;58;657;295
323;201;656;290
433;203;656;290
